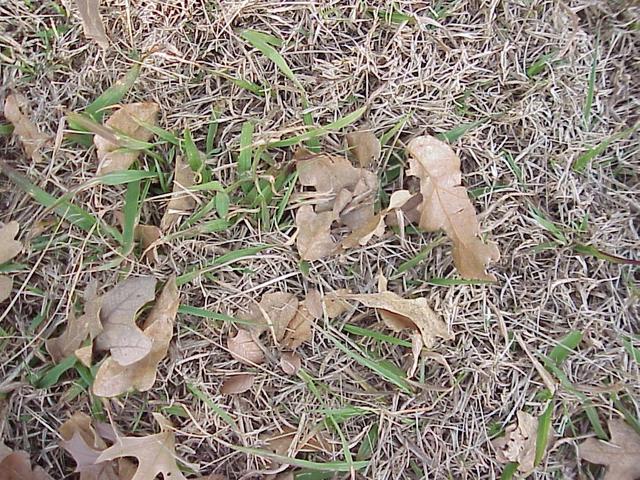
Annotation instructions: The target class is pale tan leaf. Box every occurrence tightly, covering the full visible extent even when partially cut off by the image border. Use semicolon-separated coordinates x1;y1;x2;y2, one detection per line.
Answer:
280;351;301;375
406;136;500;280
492;411;538;473
0;446;52;480
47;281;103;363
74;345;93;368
160;155;196;231
324;290;351;319
341;213;385;249
295;205;337;261
264;426;331;457
93;276;179;397
0;221;22;264
227;329;264;365
578;419;640;480
220;373;255;395
346;130;380;168
0;276;13;304
59;413;119;480
338;291;452;348
387;190;414;210
3;95;48;162
136;224;162;262
244;292;298;341
281;304;313;349
75;0;109;48
408;332;422;378
303;289;323;319
338;176;378;230
96;414;187;480
95;103;159;175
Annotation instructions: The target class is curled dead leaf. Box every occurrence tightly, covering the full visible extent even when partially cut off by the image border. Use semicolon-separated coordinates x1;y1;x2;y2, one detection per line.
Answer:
3;94;48;162
227;329;264;365
406;135;500;280
337;291;452;348
160;156;196;231
280;351;301;376
244;292;298;341
75;0;109;48
93;276;179;397
94;276;156;366
95;102;159;175
295;205;336;261
220;373;255;395
264;426;331;457
346;130;381;168
492;411;544;474
281;296;319;349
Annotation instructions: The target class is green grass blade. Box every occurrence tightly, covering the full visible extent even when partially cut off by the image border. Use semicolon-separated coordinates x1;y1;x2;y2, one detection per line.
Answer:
527;51;557;78
380;114;410;146
238;121;254;190
177;245;268;285
573;123;639;172
583;43;598;128
436;119;485;143
270;107;366;148
424;277;493;286
206;107;221;155
275;171;298;226
573;243;640;266
622;337;640;364
85;63;141;121
229;445;368;472
241;30;298;87
393;237;445;277
33;356;77;389
343;324;412;347
528;205;568;244
547;331;582;366
94;170;158;186
0;123;14;135
356;423;379;461
186;383;238;431
535;400;554;466
500;462;518;480
120;180;141;256
210;70;266;96
215;191;230;218
182;128;204;175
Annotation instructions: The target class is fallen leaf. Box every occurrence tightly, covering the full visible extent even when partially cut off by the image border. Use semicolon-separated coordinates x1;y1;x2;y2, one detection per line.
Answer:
406;135;500;280
59;413;119;480
337;291;451;348
94;276;156;366
0;221;22;264
282;292;321;349
408;332;423;378
75;0;109;48
160;155;196;231
96;413;188;480
244;292;298;341
136;224;162;262
346;130;380;168
578;418;640;480
280;352;301;375
324;290;351;319
0;445;52;480
387;190;414;210
0;276;13;304
94;103;159;175
341;213;385;249
220;373;255;395
295;205;336;261
46;281;103;363
227;329;264;365
93;276;180;397
264;426;331;456
492;411;538;473
3;94;48;162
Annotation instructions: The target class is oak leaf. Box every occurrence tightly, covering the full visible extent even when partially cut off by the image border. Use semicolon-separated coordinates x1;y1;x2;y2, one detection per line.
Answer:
93;276;179;397
578;418;640;480
406;135;499;280
337;291;451;348
0;221;22;304
492;411;538;473
94;276;156;366
96;413;188;480
160;155;196;231
94;103;159;175
227;329;264;366
346;130;380;168
75;0;109;48
0;444;52;480
47;281;103;363
220;373;255;395
3;94;48;162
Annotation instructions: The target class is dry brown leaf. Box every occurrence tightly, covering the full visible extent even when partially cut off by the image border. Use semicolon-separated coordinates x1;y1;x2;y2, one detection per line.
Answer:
94;276;156;366
295;205;336;261
281;291;321;349
578;418;640;480
0;276;13;304
264;426;331;457
492;411;539;473
0;445;52;480
94;102;159;175
338;291;451;348
324;290;351;319
406;135;500;280
136;224;162;262
75;0;109;48
59;413;119;480
346;130;381;168
160;155;196;231
341;213;385;249
245;292;298;341
220;373;255;395
46;281;103;363
3;94;48;162
227;329;264;365
0;221;21;264
96;413;187;480
93;276;179;397
280;351;301;375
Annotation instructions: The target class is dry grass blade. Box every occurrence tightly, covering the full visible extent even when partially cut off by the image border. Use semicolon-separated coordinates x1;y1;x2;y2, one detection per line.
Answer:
579;419;640;480
346;130;381;168
220;373;255;395
94;276;156;366
93;276;179;397
227;329;264;365
406;135;500;280
161;156;196;231
3;94;48;162
94;103;159;175
75;0;109;48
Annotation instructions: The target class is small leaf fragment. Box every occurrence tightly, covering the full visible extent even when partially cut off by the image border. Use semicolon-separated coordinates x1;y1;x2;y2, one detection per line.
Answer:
221;373;255;395
0;221;22;264
75;0;109;48
346;130;381;168
295;205;336;261
161;155;196;231
0;276;13;303
280;351;301;376
3;94;48;162
492;411;543;474
244;292;299;341
227;329;264;365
